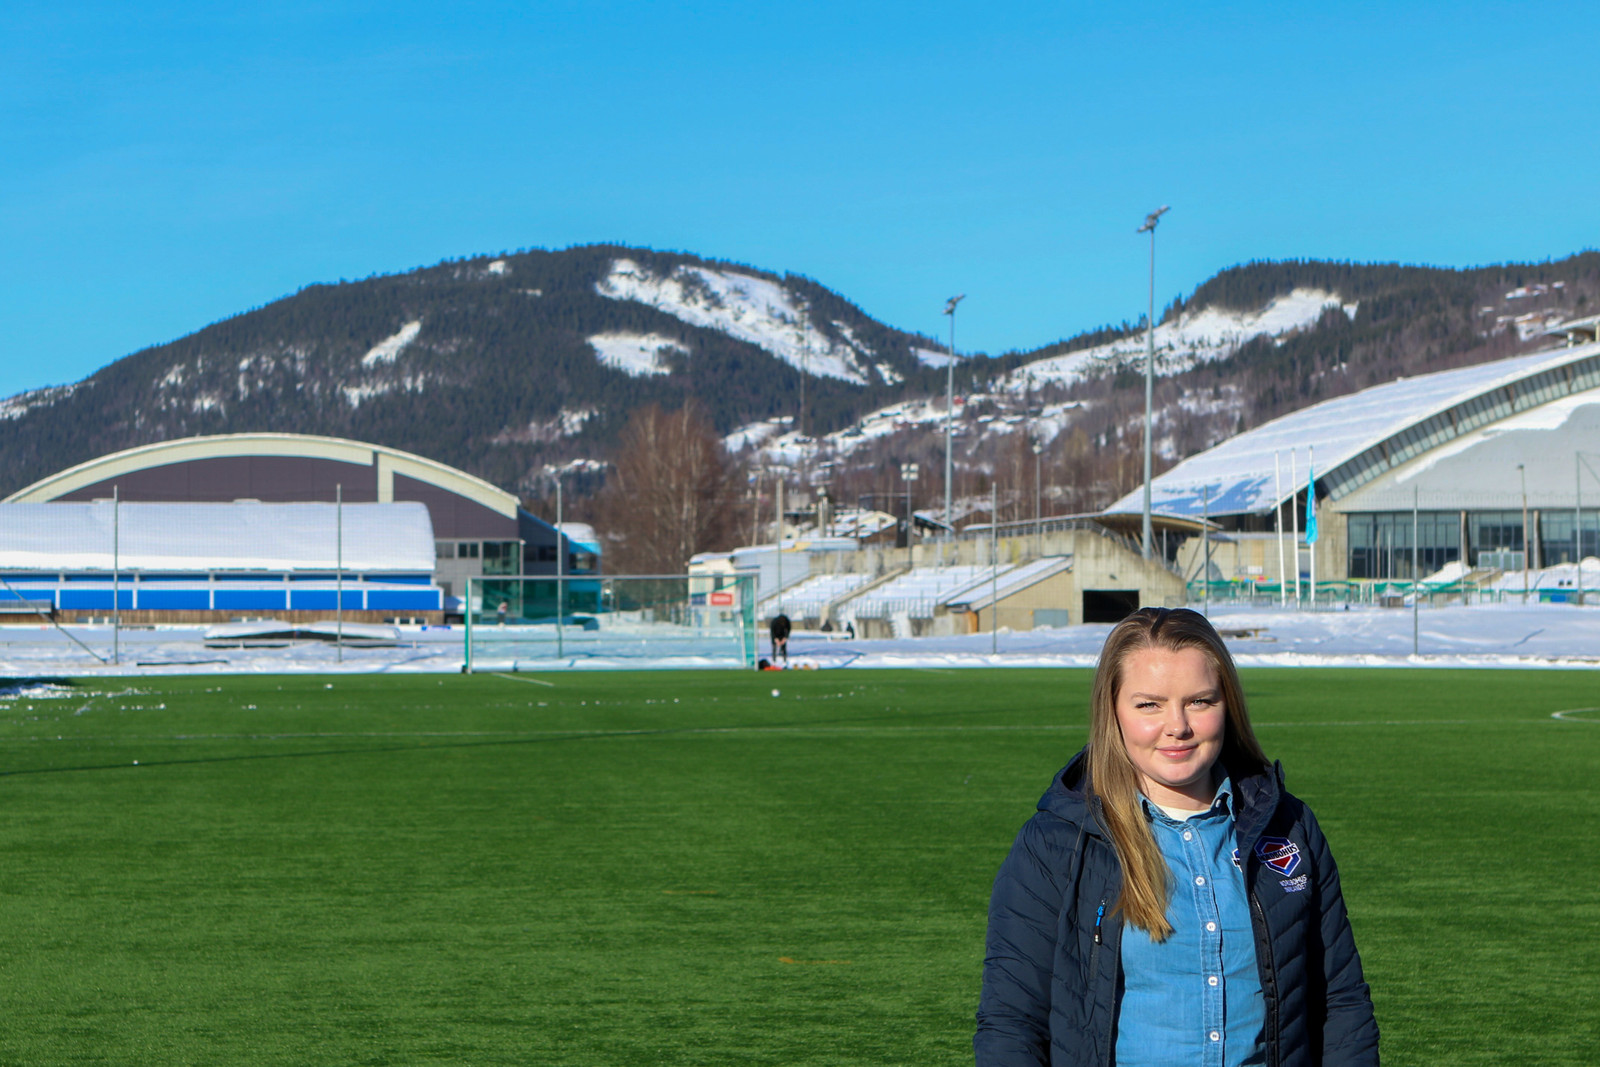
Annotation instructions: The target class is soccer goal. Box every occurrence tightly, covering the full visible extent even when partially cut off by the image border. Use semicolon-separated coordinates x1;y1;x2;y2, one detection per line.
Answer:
464;574;757;671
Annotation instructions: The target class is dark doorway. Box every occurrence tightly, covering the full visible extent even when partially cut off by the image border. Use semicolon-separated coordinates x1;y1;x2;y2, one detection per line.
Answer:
1082;589;1140;624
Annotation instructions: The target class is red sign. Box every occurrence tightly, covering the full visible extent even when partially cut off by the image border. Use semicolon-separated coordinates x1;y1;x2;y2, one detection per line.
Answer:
710;591;735;606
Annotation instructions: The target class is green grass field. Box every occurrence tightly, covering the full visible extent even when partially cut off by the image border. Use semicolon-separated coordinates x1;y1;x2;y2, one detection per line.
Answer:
0;668;1596;1065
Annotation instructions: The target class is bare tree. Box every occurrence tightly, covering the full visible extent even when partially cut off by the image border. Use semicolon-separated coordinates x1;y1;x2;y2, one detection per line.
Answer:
597;403;744;574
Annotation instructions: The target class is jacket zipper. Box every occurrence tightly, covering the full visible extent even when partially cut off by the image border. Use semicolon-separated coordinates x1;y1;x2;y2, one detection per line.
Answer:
1249;889;1281;1067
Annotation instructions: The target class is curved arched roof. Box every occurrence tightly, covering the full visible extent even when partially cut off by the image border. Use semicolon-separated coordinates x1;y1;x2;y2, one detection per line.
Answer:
4;432;520;518
1105;339;1600;519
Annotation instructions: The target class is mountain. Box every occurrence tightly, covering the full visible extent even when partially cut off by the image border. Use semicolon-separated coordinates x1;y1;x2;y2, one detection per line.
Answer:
3;244;1599;519
0;245;947;496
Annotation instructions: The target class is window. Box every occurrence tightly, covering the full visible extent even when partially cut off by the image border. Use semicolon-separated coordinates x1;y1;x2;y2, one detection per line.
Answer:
482;541;522;575
457;542;480;559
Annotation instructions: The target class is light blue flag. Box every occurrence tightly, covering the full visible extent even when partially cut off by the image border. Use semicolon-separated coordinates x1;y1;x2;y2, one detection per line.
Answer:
1305;461;1319;544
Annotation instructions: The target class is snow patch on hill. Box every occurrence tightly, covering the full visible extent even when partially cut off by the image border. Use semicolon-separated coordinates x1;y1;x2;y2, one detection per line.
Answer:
362;321;422;367
596;259;871;383
1006;289;1354;390
0;383;78;421
588;332;689;377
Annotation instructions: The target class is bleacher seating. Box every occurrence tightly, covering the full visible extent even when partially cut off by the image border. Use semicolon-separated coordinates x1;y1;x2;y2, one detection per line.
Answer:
845;564;1013;620
761;572;871;622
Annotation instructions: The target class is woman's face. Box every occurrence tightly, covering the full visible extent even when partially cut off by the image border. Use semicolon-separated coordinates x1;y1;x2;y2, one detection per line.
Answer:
1113;644;1227;809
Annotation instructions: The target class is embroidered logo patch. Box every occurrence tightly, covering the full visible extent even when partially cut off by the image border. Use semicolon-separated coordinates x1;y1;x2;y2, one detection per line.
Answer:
1279;874;1309;892
1255;837;1302;877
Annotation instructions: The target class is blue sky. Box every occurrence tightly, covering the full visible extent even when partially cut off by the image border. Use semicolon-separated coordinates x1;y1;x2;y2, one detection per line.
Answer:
4;2;1599;398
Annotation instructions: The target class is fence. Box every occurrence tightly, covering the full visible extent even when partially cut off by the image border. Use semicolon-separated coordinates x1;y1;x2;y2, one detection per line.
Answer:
465;574;757;671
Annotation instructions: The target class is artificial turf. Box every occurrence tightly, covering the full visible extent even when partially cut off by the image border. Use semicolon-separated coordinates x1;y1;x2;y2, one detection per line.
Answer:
0;668;1595;1065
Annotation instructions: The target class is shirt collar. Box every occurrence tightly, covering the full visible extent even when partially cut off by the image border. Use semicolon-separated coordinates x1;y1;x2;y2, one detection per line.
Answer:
1140;773;1235;824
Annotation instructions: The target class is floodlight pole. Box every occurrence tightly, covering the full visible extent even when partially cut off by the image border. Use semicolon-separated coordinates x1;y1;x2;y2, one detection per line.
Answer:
943;295;965;537
1137;205;1168;559
1033;440;1043;558
1412;486;1420;656
900;462;919;549
556;474;565;659
112;485;120;666
1518;463;1529;604
336;483;343;664
990;481;999;654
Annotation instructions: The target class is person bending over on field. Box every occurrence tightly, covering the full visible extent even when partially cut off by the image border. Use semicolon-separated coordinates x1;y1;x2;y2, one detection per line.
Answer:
769;613;791;665
976;607;1378;1066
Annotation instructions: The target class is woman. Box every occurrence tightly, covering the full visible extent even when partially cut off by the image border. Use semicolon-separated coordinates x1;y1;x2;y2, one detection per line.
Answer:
975;608;1377;1066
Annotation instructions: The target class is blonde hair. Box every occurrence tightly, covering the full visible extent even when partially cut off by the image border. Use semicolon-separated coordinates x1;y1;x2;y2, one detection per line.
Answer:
1087;608;1268;940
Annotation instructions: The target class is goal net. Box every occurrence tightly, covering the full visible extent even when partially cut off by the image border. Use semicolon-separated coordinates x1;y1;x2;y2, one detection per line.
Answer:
464;574;756;671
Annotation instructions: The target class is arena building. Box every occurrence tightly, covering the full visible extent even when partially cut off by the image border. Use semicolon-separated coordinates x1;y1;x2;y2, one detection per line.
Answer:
0;500;442;621
1105;336;1600;590
3;433;597;602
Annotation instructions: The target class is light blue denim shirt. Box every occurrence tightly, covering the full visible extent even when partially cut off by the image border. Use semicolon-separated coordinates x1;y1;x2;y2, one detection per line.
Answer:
1115;777;1266;1067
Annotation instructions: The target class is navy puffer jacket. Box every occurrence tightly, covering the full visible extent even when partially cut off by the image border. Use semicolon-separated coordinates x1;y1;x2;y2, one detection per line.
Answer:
975;750;1378;1066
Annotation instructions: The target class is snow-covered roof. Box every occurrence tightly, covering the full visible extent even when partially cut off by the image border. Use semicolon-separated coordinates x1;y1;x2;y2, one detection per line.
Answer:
1105;341;1600;519
0;501;435;571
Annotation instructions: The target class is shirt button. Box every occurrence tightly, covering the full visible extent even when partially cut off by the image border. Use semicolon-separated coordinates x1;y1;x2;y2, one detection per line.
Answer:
1206;922;1217;932
1183;830;1193;840
1195;876;1205;886
1210;1031;1221;1041
1209;976;1219;986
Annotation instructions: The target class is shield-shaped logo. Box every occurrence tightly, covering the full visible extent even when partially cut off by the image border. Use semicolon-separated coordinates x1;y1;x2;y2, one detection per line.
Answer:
1254;836;1302;877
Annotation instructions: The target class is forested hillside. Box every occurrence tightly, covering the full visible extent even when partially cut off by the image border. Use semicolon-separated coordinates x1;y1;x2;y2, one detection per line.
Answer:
0;245;945;496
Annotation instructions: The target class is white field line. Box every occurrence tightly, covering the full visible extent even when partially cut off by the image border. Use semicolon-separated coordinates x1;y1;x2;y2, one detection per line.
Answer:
492;672;557;687
1550;707;1600;722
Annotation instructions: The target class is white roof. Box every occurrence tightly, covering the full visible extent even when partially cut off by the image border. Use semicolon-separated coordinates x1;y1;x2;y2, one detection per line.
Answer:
1106;342;1600;518
0;501;436;572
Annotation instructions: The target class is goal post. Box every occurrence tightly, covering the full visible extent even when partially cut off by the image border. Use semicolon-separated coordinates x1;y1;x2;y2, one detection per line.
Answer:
464;573;756;671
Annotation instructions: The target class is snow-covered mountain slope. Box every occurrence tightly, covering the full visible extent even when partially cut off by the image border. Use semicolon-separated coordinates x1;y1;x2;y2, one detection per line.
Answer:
587;332;689;377
1006;288;1356;390
596;258;874;383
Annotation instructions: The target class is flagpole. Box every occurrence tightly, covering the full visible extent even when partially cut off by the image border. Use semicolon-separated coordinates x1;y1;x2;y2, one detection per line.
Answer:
1290;451;1301;605
1274;451;1286;607
1308;446;1317;611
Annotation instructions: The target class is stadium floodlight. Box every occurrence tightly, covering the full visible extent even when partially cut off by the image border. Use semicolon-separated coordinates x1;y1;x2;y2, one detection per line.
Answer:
1136;205;1169;560
943;295;965;536
901;462;919;547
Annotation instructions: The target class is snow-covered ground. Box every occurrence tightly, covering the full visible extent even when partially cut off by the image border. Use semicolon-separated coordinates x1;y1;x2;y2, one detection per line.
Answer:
1005;289;1353;392
3;602;1600;677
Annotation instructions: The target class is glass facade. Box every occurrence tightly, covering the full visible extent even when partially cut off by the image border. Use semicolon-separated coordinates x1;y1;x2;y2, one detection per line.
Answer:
1347;512;1461;580
1538;511;1600;564
1350;508;1600;577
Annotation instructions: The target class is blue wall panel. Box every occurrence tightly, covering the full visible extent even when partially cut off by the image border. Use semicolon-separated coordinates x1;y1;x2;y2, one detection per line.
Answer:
214;589;288;610
367;589;443;610
137;589;211;610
